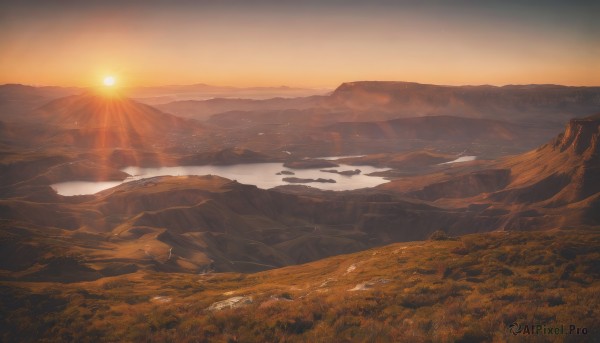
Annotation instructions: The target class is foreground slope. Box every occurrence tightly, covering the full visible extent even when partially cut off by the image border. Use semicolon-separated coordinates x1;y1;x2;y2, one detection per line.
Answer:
0;229;598;342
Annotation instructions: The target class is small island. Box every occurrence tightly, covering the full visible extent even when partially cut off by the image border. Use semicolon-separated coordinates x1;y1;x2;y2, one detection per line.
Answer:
282;177;336;184
283;159;339;169
320;169;361;176
275;170;295;175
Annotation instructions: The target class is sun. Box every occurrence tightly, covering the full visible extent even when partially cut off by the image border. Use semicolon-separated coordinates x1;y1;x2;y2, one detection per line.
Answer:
103;76;116;87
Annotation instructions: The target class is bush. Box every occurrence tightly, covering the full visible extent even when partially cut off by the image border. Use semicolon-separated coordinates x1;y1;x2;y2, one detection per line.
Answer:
429;230;450;241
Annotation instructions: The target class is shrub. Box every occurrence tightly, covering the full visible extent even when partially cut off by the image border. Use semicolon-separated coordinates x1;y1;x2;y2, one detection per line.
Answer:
429;230;450;241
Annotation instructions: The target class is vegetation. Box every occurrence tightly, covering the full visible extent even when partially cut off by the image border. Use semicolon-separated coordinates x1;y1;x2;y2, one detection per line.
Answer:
0;229;598;342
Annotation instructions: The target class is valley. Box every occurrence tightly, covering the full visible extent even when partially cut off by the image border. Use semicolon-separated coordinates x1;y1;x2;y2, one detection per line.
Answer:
0;81;599;341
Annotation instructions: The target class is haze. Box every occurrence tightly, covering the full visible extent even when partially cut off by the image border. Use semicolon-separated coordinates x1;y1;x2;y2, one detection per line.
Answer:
1;0;599;88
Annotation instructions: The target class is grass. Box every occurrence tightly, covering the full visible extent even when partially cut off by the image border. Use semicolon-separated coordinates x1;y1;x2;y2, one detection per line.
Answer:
0;229;599;342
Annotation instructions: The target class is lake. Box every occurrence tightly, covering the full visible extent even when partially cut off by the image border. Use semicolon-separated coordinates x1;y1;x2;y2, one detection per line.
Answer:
51;163;391;196
439;156;477;164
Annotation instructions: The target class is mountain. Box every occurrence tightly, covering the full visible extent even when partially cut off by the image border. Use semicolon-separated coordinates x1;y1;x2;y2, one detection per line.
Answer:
323;115;553;146
189;82;599;157
8;119;597;280
0;84;83;121
1;84;598;341
129;84;327;104
0;174;497;279
32;93;203;149
0;84;82;104
492;113;600;206
326;81;600;125
381;113;600;229
155;82;600;127
156;96;324;121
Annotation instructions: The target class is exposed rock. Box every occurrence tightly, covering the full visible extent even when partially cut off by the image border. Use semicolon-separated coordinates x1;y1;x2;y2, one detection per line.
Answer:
208;296;253;311
151;296;172;304
348;278;391;291
553;113;600;156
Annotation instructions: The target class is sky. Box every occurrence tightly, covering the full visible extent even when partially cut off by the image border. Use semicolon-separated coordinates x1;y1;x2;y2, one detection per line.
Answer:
1;0;599;88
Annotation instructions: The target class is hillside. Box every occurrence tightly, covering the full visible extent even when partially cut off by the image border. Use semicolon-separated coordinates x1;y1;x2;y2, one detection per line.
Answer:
1;83;599;342
1;112;598;281
0;175;495;279
29;93;204;149
155;82;600;128
323;115;555;149
193;82;600;157
493;113;600;206
327;81;600;125
0;229;597;342
0;84;82;122
156;96;324;121
380;113;600;230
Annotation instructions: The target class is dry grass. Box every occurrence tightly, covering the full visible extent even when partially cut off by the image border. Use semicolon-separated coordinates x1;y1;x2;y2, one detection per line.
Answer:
1;229;599;342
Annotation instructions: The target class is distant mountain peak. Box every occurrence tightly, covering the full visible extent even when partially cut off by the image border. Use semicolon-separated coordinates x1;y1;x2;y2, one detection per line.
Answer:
34;92;201;149
553;114;600;156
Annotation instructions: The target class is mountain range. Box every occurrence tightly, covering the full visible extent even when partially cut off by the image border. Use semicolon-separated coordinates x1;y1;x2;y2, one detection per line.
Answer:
0;81;598;341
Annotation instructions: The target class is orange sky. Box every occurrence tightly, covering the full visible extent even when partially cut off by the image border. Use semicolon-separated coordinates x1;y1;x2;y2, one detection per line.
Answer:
1;1;599;88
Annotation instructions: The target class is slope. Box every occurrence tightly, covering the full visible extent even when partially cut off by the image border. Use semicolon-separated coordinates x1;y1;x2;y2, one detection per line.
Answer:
0;229;597;342
381;113;600;229
0;173;505;279
32;92;203;149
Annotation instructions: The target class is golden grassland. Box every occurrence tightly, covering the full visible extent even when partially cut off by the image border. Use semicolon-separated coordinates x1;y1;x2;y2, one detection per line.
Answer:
1;229;599;342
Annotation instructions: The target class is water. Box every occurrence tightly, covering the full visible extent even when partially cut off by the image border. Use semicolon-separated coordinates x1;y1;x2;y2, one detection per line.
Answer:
439;156;477;164
314;155;366;160
51;163;391;196
50;181;123;196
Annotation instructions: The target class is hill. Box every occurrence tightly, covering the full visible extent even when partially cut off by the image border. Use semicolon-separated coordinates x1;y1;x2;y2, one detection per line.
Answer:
327;81;600;125
381;113;600;229
194;82;600;157
0;84;82;122
129;84;327;104
156;81;600;128
31;93;203;149
0;229;597;342
0;174;492;279
323;115;554;149
156;96;324;121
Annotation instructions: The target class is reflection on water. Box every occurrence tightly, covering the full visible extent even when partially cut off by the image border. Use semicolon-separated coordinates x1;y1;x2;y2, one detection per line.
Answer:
51;163;391;196
439;156;477;164
50;181;123;196
314;155;366;160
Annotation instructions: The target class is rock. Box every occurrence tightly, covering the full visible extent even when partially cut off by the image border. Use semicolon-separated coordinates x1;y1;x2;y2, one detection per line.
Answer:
208;296;253;311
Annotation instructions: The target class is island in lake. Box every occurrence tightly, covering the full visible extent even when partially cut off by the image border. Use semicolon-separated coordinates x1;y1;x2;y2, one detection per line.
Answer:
282;177;336;184
320;169;361;176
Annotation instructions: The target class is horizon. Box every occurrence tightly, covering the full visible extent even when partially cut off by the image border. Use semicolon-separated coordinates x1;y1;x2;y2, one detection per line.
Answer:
4;80;600;91
1;1;599;88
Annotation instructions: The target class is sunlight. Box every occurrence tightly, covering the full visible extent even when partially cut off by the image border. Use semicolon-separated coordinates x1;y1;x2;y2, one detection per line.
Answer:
103;76;116;87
